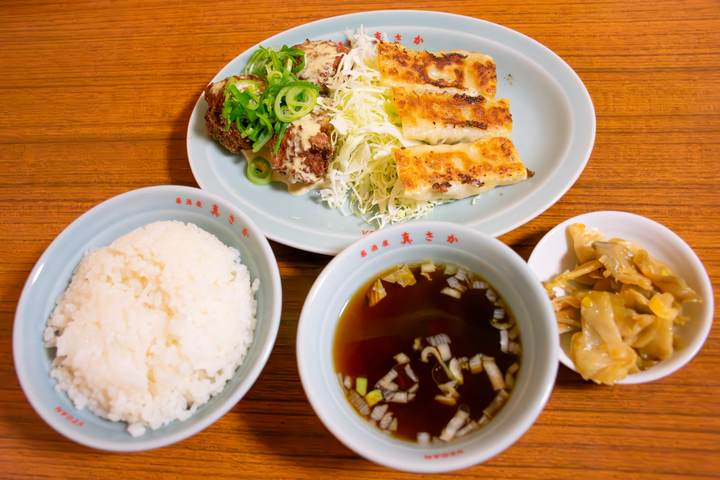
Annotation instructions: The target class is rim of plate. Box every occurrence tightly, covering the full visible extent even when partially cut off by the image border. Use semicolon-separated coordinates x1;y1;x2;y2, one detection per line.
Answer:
188;10;596;255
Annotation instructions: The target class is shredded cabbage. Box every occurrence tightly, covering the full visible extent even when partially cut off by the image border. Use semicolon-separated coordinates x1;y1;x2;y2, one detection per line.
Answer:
320;30;436;228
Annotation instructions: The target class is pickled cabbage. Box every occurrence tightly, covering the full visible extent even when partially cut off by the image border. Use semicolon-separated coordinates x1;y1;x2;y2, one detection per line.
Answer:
545;223;702;384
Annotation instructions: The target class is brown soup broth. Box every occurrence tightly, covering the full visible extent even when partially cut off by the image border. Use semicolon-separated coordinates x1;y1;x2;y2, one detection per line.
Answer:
333;264;520;442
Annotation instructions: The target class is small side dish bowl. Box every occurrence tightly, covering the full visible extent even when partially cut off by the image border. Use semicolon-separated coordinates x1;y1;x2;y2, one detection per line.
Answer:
13;185;282;451
527;211;714;384
297;221;557;473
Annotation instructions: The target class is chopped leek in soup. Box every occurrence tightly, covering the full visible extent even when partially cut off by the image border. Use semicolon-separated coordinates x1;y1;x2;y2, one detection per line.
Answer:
333;262;521;444
546;223;702;385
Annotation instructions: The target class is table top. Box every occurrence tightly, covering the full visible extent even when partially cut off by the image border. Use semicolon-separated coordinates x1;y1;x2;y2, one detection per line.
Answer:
1;0;718;478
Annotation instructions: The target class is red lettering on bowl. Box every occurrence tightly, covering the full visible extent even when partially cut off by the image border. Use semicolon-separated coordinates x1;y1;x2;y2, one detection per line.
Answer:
54;407;84;427
423;449;464;460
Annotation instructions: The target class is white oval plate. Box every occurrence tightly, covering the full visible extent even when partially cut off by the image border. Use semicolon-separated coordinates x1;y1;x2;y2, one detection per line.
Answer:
187;10;596;255
527;211;714;384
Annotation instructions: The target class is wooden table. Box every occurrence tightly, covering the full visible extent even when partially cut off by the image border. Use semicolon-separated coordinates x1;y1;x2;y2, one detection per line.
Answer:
1;0;718;477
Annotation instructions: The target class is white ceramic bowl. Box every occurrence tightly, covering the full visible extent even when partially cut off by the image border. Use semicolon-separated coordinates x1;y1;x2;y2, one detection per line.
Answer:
527;211;714;384
297;221;558;473
13;185;282;451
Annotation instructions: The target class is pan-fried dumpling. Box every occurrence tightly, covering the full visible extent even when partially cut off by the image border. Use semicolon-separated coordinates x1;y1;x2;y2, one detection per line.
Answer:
377;43;497;98
392;137;529;201
391;86;512;144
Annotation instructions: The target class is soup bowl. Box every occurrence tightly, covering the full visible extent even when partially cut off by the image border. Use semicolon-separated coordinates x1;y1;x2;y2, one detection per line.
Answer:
297;221;557;473
13;185;282;451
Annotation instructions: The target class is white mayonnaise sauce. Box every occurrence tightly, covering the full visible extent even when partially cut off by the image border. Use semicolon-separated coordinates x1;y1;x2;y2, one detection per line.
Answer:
241;148;327;196
298;41;340;85
291;114;322;151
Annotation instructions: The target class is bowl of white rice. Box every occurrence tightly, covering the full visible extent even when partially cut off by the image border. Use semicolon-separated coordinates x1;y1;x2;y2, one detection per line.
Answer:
13;185;282;451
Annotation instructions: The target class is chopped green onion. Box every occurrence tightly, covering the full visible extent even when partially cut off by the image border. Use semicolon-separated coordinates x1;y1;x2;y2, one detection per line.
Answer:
244;44;307;78
247;157;272;185
222;44;321;154
274;85;318;122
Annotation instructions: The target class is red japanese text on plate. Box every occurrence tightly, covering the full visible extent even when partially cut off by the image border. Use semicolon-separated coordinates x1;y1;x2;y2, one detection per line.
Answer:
424;449;463;460
55;407;83;427
172;197;249;238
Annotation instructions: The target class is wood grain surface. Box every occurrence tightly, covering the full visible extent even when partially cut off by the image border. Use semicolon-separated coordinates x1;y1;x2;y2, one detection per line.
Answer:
1;0;719;478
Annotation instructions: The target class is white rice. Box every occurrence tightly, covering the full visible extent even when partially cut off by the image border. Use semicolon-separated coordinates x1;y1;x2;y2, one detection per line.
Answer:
43;220;259;437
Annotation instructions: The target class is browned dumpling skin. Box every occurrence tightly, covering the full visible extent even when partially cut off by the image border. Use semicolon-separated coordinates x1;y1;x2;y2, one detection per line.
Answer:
377;42;497;98
393;137;530;201
271;109;334;185
293;39;350;91
392;87;512;144
204;75;265;154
